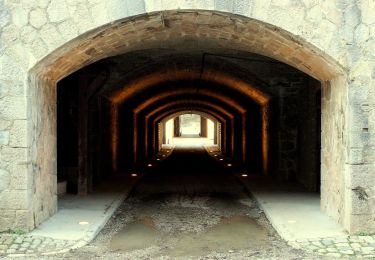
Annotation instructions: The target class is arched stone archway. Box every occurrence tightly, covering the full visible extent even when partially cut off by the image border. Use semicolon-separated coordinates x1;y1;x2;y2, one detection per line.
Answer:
0;1;373;235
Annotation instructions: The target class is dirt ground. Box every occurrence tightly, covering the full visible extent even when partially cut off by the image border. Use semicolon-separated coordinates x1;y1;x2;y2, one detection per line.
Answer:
23;147;322;259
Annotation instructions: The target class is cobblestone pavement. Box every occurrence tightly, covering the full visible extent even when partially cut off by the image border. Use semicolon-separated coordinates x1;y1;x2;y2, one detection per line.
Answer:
0;234;79;256
289;236;375;258
1;232;375;258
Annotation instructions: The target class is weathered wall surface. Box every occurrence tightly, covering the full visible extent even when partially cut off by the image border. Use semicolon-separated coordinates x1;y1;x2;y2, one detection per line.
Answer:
0;0;373;233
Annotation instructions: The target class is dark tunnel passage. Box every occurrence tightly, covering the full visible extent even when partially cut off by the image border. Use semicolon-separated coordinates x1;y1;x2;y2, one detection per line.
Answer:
56;49;322;196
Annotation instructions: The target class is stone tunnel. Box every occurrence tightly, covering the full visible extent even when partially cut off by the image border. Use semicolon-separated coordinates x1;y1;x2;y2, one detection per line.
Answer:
1;2;375;250
56;49;321;196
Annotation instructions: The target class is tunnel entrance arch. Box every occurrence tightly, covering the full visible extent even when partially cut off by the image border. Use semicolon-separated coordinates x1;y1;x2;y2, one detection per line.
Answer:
29;10;350;232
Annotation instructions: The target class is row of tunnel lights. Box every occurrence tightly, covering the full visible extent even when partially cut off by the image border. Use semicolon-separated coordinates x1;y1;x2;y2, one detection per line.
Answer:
208;150;248;178
128;150;172;178
130;149;248;178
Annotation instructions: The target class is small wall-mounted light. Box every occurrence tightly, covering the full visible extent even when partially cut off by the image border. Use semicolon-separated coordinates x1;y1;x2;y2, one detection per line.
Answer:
219;158;224;161
147;164;152;167
79;221;89;225
156;158;160;161
131;173;138;177
162;155;166;157
241;174;248;177
227;163;232;167
214;154;218;157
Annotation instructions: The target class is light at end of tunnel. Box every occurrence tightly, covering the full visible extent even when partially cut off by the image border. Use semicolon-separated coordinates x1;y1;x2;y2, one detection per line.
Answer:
79;221;89;225
227;163;232;167
148;164;153;167
131;173;138;177
241;174;248;177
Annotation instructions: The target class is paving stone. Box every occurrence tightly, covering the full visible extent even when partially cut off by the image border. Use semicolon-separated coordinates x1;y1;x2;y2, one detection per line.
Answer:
336;242;351;247
32;238;42;245
6;248;16;254
362;247;375;253
326;252;342;257
9;243;18;249
13;237;23;244
363;237;375;243
334;238;349;243
20;242;30;248
326;247;338;252
3;238;13;245
312;241;324;248
340;249;354;255
322;239;333;246
306;245;319;251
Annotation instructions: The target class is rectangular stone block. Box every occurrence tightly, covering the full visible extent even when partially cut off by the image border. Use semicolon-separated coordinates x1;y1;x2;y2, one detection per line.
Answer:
346;164;375;189
0;210;16;232
10;163;30;190
346;187;372;215
349;214;375;234
15;210;34;231
0;131;9;145
347;148;364;164
348;103;370;132
0;190;30;209
0;147;28;163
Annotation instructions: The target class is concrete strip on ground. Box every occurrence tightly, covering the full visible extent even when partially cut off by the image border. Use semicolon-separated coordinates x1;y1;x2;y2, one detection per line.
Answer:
30;176;140;243
238;176;347;241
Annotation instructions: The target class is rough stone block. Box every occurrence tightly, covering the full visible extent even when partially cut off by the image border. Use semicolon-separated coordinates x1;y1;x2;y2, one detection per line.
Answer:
0;210;15;232
0;189;29;209
0;119;12;131
39;24;65;50
9;120;28;147
47;0;69;23
11;7;28;27
0;96;27;120
348;148;364;164
346;164;375;189
348;187;371;215
29;8;47;29
0;168;10;191
0;131;9;145
10;163;30;190
0;55;25;82
349;214;375;234
15;210;33;231
0;147;28;163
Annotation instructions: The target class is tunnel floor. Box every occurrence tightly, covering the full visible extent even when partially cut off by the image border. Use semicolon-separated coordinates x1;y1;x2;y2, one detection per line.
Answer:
63;145;313;259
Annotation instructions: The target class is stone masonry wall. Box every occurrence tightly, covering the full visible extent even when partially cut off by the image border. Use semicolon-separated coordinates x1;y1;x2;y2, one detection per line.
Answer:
0;0;373;234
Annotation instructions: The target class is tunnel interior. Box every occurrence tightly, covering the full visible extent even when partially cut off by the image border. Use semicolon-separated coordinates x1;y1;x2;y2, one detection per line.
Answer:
56;48;321;195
